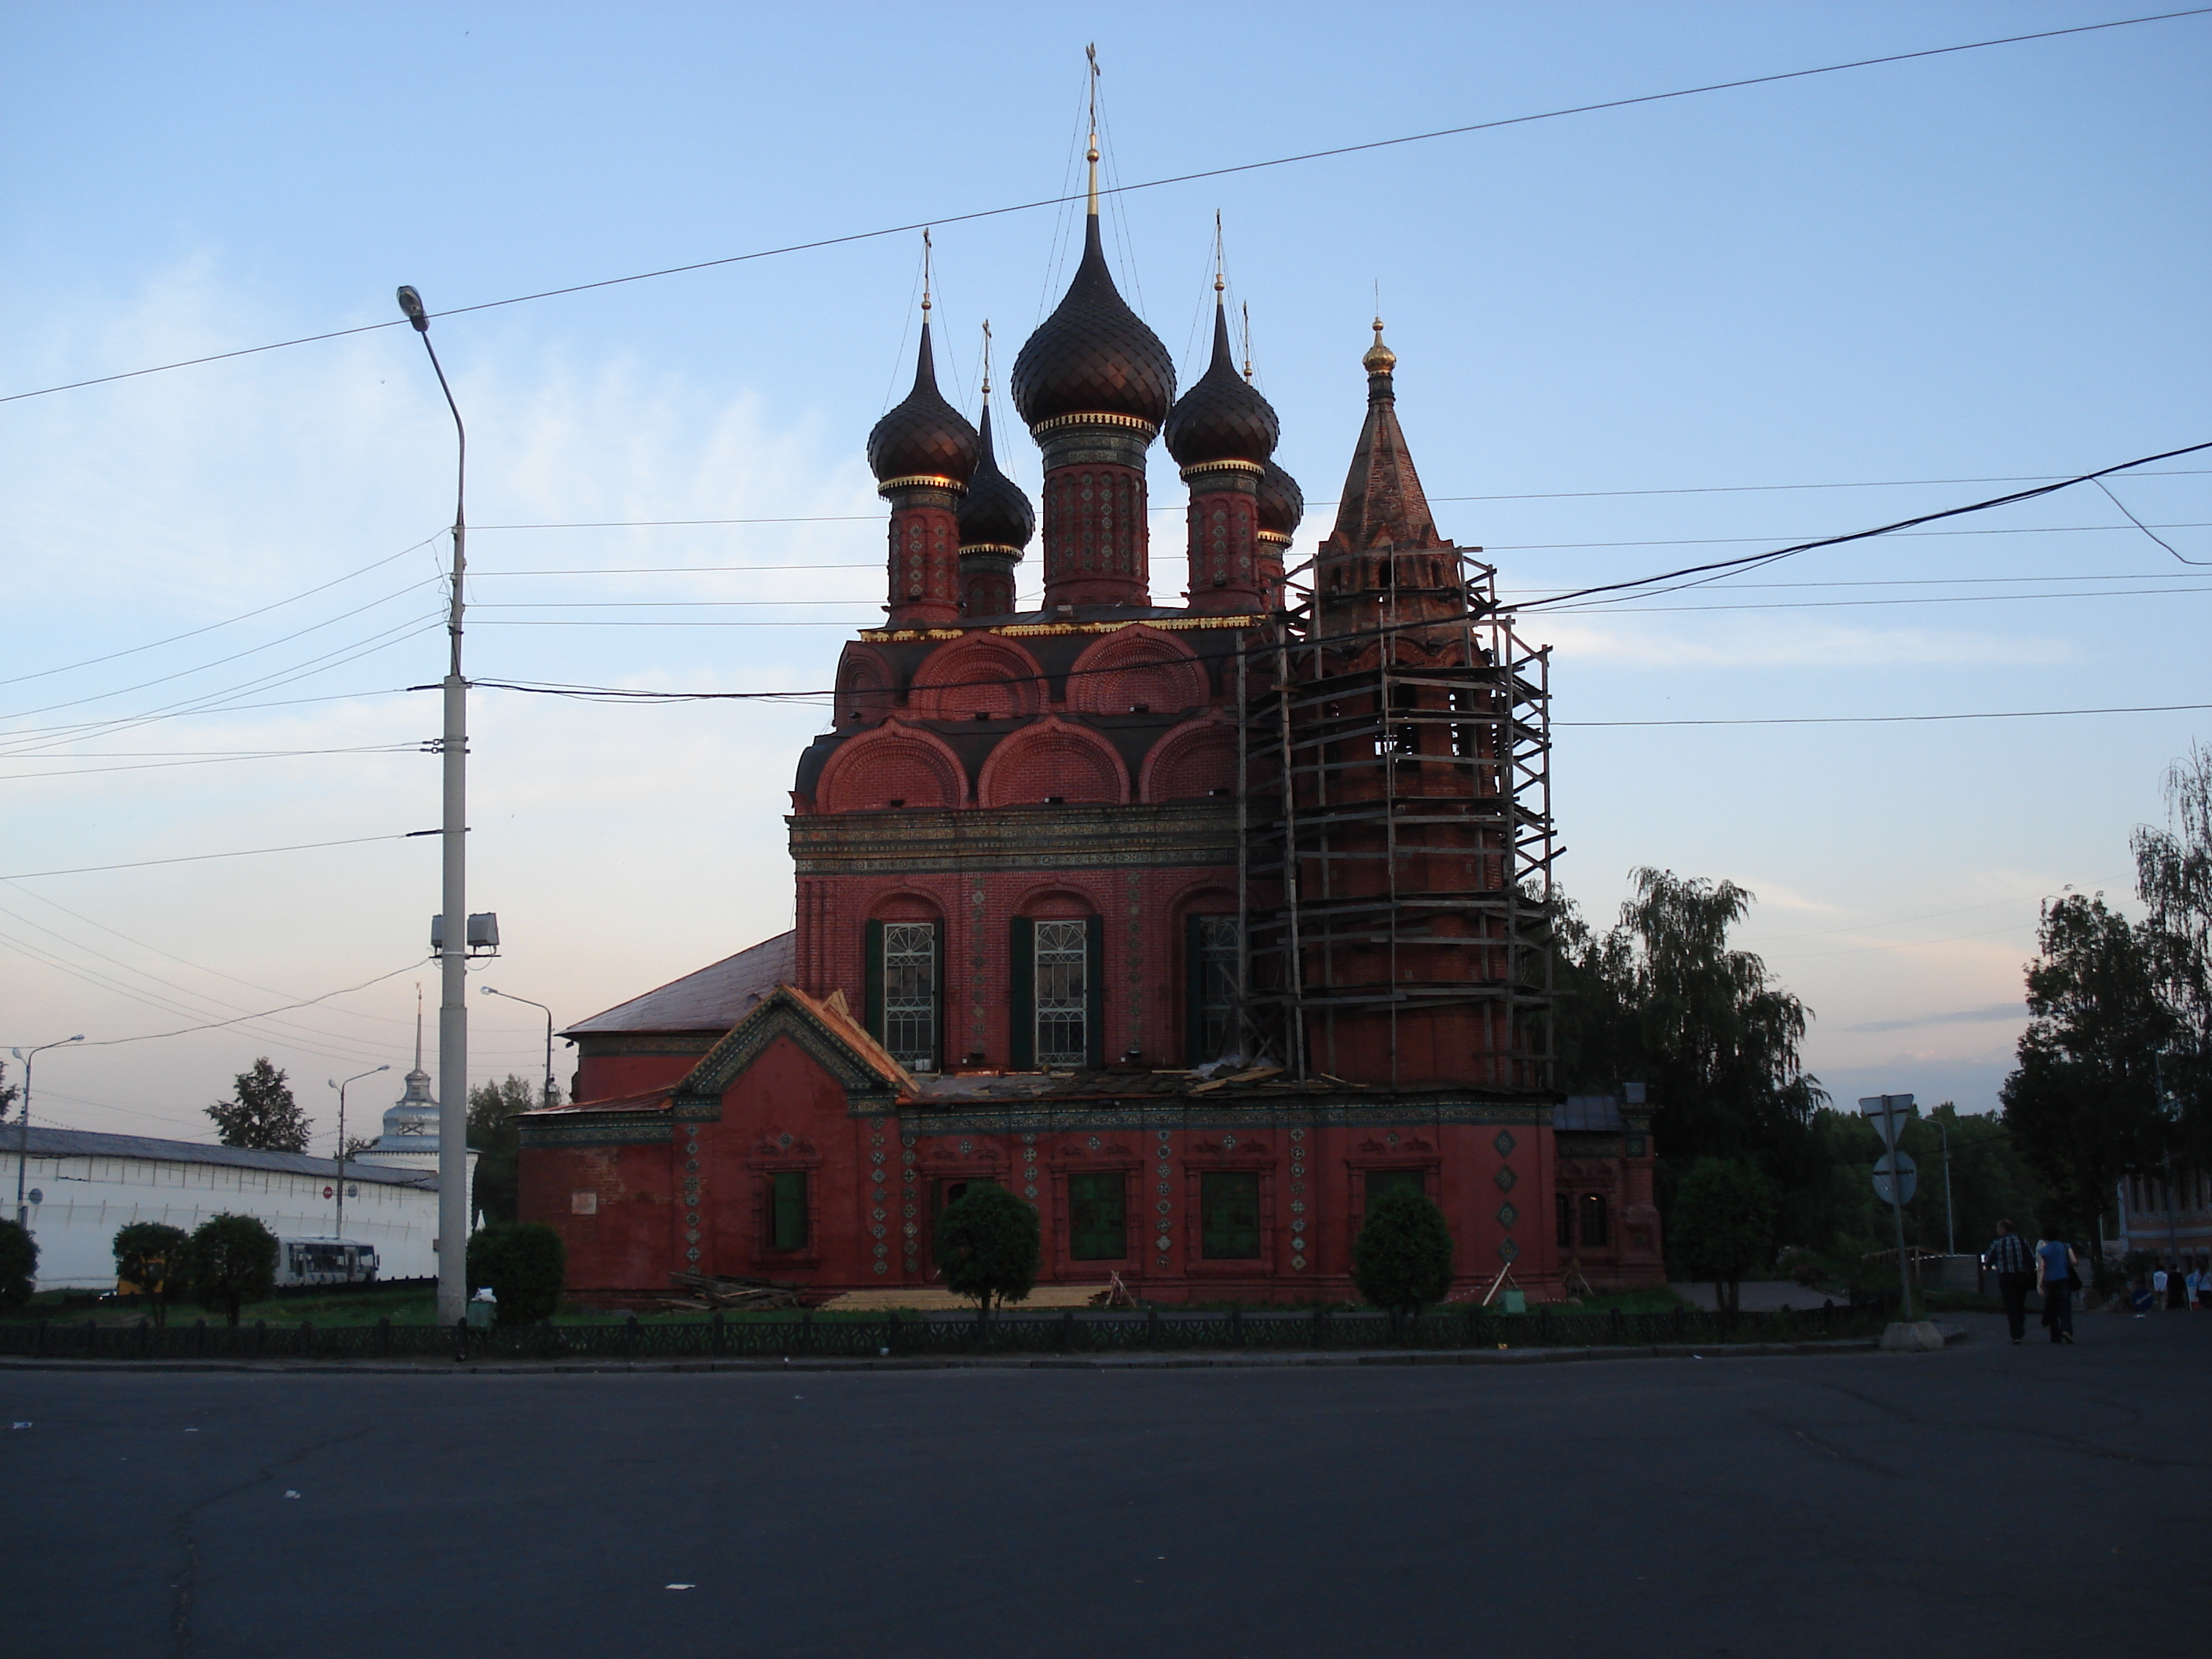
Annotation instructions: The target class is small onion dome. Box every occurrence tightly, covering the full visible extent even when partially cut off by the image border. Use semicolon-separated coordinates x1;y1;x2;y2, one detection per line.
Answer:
1362;316;1397;375
957;400;1035;552
1255;459;1305;540
1012;214;1174;430
866;319;979;489
1163;296;1280;469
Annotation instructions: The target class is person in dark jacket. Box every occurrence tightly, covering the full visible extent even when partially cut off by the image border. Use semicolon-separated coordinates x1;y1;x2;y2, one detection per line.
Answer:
1986;1219;2035;1344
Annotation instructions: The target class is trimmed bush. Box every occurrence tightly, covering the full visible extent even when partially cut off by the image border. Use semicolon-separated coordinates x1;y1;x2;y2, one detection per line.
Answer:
1352;1186;1456;1320
1669;1158;1778;1316
933;1183;1040;1319
0;1218;37;1309
189;1213;278;1327
113;1221;191;1326
466;1221;567;1325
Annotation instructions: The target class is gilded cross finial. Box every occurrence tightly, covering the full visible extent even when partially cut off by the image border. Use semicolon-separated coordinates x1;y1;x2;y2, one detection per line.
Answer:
980;318;993;398
921;227;933;314
1085;44;1101;216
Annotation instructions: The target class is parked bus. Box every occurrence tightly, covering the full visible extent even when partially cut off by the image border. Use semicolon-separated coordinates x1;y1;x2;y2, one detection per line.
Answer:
274;1238;379;1287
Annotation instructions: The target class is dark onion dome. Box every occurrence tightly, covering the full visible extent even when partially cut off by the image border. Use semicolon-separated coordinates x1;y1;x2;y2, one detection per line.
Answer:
1254;458;1305;539
1163;296;1280;468
1011;214;1175;430
957;399;1035;551
866;318;979;489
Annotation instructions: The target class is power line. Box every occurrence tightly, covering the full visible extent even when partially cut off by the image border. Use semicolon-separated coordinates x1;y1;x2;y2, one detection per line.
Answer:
75;961;427;1050
0;743;423;782
1555;701;2212;729
5;8;2204;406
1546;580;2212;616
462;471;2212;533
1518;440;2212;610
0;833;416;882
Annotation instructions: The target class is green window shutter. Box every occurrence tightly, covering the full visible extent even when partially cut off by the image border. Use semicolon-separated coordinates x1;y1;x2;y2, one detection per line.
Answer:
1009;915;1035;1070
771;1171;808;1252
1068;1173;1127;1261
1085;914;1105;1068
1185;914;1206;1066
1201;1171;1262;1259
863;918;884;1042
1368;1170;1423;1210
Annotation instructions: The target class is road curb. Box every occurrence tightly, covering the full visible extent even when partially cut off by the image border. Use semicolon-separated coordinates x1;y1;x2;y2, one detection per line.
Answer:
0;1336;1886;1377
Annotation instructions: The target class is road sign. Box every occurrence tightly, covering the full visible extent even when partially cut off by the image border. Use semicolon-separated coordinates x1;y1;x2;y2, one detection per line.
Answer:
1859;1093;1916;1149
1873;1151;1917;1207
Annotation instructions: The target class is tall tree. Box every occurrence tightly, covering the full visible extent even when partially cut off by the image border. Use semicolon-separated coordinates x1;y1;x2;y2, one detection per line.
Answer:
0;1058;20;1121
1999;893;2171;1237
1555;870;1826;1150
2133;742;2212;1160
205;1058;309;1152
468;1075;537;1225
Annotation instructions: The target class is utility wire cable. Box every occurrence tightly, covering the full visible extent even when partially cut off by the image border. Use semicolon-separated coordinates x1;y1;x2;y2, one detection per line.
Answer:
75;961;427;1049
5;8;2204;406
2094;478;2211;566
1518;439;2212;610
0;833;417;882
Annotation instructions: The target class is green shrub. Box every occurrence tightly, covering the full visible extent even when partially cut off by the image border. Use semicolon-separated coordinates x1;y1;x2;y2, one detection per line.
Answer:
0;1218;37;1309
1352;1186;1456;1321
466;1221;567;1324
932;1183;1040;1319
113;1221;191;1326
188;1213;278;1327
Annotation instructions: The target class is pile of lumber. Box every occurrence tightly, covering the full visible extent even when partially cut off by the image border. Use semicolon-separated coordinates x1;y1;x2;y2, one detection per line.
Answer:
660;1270;804;1312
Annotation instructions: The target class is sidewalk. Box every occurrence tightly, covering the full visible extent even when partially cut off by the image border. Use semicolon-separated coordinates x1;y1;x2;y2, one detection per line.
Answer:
1670;1280;1847;1313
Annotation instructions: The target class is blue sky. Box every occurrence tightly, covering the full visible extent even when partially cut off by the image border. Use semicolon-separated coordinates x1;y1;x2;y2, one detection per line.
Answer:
2;2;2207;1148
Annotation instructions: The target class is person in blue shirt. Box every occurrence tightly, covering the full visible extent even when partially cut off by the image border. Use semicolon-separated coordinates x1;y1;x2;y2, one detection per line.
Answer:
2035;1228;2077;1344
1984;1219;2036;1344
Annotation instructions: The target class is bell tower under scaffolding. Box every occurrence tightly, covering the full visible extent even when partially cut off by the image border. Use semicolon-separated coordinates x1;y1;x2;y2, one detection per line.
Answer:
1236;324;1555;1092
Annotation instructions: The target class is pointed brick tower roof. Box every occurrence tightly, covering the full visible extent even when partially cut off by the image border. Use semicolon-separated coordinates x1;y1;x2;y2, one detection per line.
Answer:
1323;319;1441;552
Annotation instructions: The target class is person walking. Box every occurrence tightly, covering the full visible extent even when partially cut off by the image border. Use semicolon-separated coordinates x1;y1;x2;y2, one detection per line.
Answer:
2152;1263;2170;1309
2036;1227;2078;1345
1986;1219;2036;1344
2167;1258;2190;1312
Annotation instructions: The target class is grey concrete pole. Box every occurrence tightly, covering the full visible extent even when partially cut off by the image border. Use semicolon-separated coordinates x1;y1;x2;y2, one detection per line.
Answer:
397;285;471;1329
12;1036;82;1229
328;1065;387;1245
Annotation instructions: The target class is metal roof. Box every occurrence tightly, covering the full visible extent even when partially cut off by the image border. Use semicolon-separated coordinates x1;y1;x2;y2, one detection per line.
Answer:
564;930;796;1036
11;1125;438;1187
1554;1096;1627;1133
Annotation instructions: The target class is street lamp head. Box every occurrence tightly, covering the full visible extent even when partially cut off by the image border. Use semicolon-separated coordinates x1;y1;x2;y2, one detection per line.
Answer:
480;985;498;997
396;285;430;333
68;1035;83;1043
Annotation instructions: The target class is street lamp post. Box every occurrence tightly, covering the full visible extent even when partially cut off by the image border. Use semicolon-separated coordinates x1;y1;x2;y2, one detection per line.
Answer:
11;1035;84;1230
397;283;471;1328
1931;1115;1954;1258
481;987;557;1107
327;1065;390;1244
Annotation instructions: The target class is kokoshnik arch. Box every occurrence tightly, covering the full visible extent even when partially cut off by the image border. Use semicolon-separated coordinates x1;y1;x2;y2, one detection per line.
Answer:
517;152;1664;1302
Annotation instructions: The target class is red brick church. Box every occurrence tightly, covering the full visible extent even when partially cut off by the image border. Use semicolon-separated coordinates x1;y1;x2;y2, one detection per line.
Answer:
518;169;1664;1302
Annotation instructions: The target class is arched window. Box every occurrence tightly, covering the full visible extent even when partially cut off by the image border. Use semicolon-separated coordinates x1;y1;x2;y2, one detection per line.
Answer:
1580;1192;1610;1249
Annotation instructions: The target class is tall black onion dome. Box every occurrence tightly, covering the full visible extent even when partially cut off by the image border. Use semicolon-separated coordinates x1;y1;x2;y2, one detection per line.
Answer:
866;320;980;487
1163;297;1280;467
1255;459;1305;538
1011;214;1175;429
957;401;1035;551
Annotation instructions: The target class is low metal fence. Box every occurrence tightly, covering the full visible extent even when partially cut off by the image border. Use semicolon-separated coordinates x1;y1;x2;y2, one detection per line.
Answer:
0;1301;1881;1364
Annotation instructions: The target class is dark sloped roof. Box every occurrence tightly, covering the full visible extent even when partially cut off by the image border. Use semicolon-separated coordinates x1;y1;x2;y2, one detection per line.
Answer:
564;931;797;1036
15;1125;437;1186
1554;1096;1626;1132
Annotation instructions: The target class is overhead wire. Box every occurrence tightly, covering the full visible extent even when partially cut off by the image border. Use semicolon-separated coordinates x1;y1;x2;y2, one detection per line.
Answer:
5;7;2205;406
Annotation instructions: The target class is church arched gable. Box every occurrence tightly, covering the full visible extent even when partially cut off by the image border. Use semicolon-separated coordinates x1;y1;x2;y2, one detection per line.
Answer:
1065;624;1209;716
816;721;967;813
1139;717;1239;803
976;717;1129;808
908;635;1046;723
834;643;897;729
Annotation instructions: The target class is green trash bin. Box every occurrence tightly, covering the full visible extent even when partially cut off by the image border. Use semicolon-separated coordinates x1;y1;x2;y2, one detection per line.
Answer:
1500;1289;1526;1315
466;1289;496;1329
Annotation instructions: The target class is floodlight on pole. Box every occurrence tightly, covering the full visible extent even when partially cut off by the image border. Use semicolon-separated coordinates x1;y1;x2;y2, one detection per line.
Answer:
328;1065;389;1243
397;281;472;1328
13;1035;83;1230
481;986;557;1108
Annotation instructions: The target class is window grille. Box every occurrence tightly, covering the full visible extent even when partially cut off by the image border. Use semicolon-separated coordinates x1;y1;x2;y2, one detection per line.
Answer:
1034;920;1089;1068
881;921;938;1071
1193;917;1242;1063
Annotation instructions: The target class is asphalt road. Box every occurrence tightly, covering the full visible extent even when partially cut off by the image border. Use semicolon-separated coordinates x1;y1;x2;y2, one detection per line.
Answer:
3;1312;2203;1659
